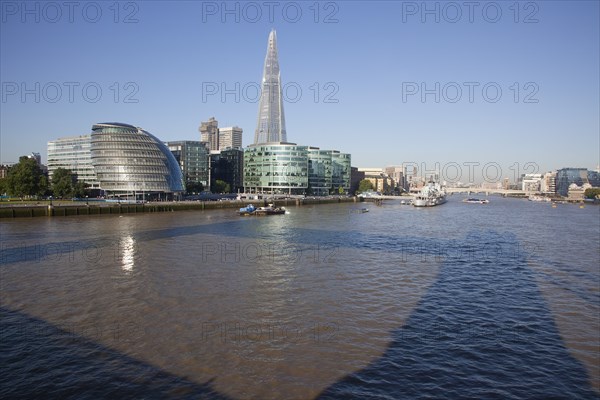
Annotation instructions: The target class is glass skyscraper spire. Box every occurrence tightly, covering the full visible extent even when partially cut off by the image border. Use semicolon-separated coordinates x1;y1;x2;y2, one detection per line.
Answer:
254;29;287;144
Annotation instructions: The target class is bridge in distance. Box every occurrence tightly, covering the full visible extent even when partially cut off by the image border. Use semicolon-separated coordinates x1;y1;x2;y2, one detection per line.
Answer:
360;188;527;200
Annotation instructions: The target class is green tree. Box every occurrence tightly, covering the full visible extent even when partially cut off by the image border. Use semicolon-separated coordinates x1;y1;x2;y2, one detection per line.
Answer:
51;167;74;198
338;186;344;195
5;156;45;198
212;180;230;193
0;178;8;196
72;181;89;198
186;181;204;195
584;187;600;199
357;179;374;194
39;175;50;197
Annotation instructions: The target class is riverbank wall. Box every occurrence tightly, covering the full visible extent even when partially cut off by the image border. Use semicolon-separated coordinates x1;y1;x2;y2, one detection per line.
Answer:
0;197;360;219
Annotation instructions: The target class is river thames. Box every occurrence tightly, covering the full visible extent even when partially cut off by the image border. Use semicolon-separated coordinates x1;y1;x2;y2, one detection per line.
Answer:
1;197;599;399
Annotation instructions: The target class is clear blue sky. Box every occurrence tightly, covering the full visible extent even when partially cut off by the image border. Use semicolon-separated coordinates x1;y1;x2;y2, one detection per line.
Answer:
1;1;599;182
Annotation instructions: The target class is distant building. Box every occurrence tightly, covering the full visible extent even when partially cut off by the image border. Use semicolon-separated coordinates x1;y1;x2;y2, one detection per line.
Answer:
47;135;99;188
167;141;210;188
591;170;600;187
556;168;600;197
210;147;244;193
522;174;543;193
199;117;219;151
0;164;10;179
567;184;587;201
502;177;510;190
541;171;557;194
358;167;394;194
28;152;41;165
385;166;406;192
199;118;243;153
350;167;365;194
218;126;243;151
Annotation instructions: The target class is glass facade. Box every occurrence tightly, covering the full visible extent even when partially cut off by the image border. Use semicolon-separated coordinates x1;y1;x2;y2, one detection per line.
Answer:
211;148;244;193
308;148;332;196
244;143;308;194
47;135;99;188
332;152;351;193
556;168;600;196
254;30;287;144
243;29;352;196
167;141;209;187
90;123;184;195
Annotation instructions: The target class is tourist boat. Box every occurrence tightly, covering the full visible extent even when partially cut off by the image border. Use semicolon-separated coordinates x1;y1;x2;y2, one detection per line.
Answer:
239;204;286;216
462;198;490;204
413;182;447;207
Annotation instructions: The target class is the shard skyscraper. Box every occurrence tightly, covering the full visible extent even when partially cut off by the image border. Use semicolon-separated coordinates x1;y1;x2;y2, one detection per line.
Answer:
254;29;287;144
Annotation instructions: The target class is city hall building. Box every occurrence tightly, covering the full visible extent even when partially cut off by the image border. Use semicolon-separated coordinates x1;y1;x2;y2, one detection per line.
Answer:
48;122;184;199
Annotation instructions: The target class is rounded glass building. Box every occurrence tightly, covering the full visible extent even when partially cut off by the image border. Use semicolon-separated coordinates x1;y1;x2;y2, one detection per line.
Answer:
90;122;184;197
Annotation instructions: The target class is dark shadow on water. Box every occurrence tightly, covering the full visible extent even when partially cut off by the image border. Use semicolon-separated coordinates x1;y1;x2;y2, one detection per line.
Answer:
2;226;598;399
0;308;231;400
317;230;600;399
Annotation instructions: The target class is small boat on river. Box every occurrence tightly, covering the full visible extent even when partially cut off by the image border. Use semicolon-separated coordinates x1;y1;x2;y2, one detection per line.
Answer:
239;204;286;216
462;198;490;204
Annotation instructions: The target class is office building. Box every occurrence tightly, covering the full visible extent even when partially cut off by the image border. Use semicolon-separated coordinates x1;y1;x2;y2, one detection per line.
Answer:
331;151;351;194
242;30;351;196
218;126;243;150
307;148;333;196
556;168;600;196
244;143;308;195
200;117;219;151
47;135;99;188
541;171;557;194
350;167;365;194
385;166;406;192
522;173;543;193
210;147;244;193
358;168;394;194
28;152;41;165
167;141;210;188
254;29;287;144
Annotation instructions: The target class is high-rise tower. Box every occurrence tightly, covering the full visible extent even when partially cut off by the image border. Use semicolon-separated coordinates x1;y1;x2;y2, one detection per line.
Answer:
254;29;287;144
199;117;219;151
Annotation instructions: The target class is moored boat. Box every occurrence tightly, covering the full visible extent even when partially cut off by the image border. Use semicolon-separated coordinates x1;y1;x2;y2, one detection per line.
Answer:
413;182;447;207
239;204;286;216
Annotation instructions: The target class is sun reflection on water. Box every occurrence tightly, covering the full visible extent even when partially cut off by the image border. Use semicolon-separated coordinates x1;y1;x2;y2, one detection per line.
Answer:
120;235;135;272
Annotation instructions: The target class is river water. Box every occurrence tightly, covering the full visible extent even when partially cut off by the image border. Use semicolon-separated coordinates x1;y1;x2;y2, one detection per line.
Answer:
1;197;599;399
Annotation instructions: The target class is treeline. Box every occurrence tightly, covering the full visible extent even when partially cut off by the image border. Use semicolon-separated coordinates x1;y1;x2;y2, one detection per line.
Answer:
584;188;600;199
0;156;88;199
